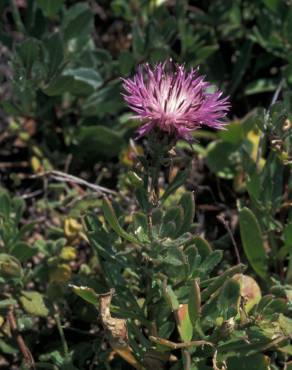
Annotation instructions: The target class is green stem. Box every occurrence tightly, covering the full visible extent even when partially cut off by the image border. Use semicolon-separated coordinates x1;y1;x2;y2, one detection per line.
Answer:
54;304;69;357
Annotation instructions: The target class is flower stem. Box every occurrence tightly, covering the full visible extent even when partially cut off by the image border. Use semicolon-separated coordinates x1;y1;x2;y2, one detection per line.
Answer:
54;304;69;357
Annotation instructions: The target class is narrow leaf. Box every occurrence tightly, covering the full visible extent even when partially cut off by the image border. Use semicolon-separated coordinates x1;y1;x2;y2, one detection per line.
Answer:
161;168;189;202
102;198;139;244
177;192;195;236
162;282;179;311
188;279;201;327
177;304;193;342
201;264;246;302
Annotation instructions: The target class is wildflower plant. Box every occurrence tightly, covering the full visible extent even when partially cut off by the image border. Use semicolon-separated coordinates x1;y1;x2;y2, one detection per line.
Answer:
1;1;292;369
71;63;291;370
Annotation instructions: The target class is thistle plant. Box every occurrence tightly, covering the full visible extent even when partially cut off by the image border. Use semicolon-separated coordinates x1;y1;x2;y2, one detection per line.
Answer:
2;1;292;368
121;61;230;204
122;62;230;140
70;62;291;370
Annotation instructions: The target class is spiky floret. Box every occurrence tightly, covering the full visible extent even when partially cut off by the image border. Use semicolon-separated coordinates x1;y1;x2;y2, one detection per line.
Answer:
122;62;230;140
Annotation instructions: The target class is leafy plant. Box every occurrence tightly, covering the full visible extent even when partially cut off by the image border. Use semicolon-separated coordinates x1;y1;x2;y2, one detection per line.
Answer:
0;1;291;369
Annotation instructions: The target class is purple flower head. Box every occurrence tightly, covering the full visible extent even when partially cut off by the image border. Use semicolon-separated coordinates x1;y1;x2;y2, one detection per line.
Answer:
122;62;230;140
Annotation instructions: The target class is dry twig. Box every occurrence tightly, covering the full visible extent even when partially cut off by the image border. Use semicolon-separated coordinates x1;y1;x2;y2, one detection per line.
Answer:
30;170;117;196
7;307;35;369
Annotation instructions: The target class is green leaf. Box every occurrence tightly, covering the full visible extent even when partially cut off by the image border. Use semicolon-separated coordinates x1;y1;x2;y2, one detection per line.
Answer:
278;314;292;337
43;32;64;79
0;298;17;308
163;247;186;266
163;207;182;228
132;212;149;243
63;4;93;41
43;75;74;96
230;40;253;94
219;122;244;144
0;339;18;355
162;283;179;311
135;187;150;213
188;279;201;327
199;250;223;277
193;236;212;260
127;171;143;188
12;197;25;224
82;81;124;117
0;191;11;219
261;153;284;213
177;304;193;342
201;264;245;302
36;0;63;17
10;242;37;262
160;207;182;238
218;335;287;357
158;321;175;339
185;245;201;277
177;192;195;236
17;38;42;75
20;291;49;317
217;279;240;319
239;207;268;278
244;79;278;95
0;254;22;278
45;68;102;96
284;223;292;250
196;45;218;63
246;172;261;200
161;233;192;248
18;221;37;238
206;141;238;179
263;0;282;13
227;354;270;370
39;350;64;366
63;68;102;92
70;285;99;306
161;168;189;202
132;22;145;58
102;198;139;244
119;51;135;75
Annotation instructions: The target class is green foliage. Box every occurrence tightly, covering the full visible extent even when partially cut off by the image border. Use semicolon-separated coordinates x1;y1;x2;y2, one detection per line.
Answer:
239;207;268;279
0;0;292;369
19;291;49;317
